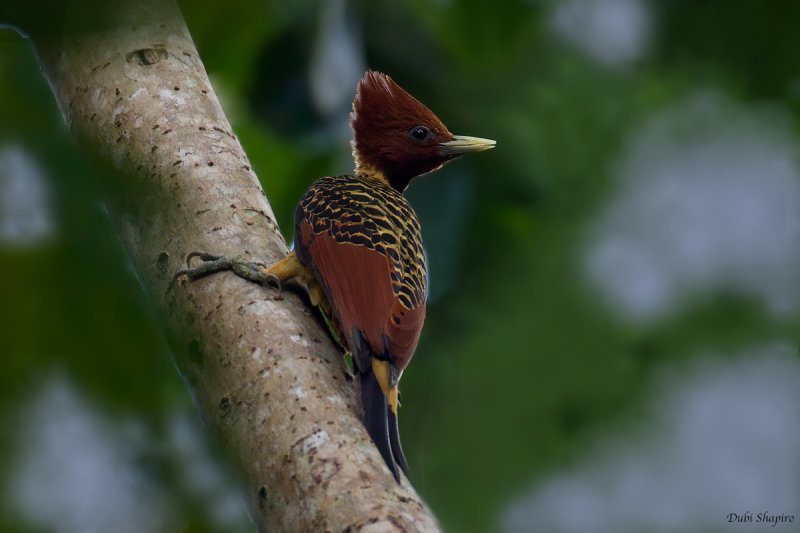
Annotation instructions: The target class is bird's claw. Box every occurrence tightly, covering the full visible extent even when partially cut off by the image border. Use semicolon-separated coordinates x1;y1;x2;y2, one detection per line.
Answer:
186;251;222;264
173;252;282;295
173;252;234;282
265;273;284;299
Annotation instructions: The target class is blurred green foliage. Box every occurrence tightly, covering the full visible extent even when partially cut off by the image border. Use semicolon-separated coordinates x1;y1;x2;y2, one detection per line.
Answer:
2;1;800;531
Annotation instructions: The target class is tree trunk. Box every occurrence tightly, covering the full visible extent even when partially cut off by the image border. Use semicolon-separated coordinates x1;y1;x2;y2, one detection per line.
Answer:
3;1;440;531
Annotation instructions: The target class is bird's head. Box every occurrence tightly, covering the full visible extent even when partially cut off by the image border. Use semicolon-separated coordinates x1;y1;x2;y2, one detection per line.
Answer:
350;70;495;192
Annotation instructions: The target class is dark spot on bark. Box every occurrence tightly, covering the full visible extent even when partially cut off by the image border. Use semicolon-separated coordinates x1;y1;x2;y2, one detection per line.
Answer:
199;126;206;130
157;251;169;274
161;128;172;135
387;516;406;529
207;161;214;166
152;124;159;129
90;113;96;121
219;396;230;418
151;145;157;153
173;86;180;91
115;88;120;96
258;486;267;509
201;89;208;94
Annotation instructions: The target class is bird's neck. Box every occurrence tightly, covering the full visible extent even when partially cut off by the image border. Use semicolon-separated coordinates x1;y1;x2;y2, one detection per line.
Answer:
352;149;413;193
354;162;413;193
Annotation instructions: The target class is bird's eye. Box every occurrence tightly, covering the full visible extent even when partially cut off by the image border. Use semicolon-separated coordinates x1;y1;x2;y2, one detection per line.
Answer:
409;126;433;143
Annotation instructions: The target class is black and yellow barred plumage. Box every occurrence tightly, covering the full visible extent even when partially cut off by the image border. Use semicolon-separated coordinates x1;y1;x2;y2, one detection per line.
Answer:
296;173;427;310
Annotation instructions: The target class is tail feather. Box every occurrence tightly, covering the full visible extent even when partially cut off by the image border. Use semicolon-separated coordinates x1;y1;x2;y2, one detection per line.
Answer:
360;370;400;481
388;409;408;474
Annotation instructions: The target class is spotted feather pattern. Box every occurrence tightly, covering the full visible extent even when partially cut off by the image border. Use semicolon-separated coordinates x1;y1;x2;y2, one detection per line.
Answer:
296;173;427;310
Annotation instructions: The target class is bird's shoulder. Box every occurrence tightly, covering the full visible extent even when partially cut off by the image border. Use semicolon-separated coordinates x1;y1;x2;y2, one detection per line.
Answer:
296;174;419;241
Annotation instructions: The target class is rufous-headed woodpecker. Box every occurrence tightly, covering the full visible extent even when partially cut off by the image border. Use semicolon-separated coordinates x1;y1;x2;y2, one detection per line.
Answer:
179;70;495;481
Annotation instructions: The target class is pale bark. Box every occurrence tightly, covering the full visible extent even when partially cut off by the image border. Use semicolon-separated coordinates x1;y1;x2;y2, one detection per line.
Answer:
3;1;440;531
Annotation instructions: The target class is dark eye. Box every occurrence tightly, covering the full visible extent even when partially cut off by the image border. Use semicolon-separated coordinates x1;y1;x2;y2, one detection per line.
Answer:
409;125;433;143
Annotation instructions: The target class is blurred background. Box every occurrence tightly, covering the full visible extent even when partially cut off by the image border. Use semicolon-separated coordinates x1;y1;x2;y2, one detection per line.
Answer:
2;1;800;532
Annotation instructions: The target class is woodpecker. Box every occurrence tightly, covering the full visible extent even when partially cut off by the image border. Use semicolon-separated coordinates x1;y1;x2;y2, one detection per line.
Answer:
179;71;495;480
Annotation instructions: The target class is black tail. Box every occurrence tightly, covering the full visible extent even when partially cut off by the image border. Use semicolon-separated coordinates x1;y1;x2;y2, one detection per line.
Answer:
360;369;401;481
388;408;408;474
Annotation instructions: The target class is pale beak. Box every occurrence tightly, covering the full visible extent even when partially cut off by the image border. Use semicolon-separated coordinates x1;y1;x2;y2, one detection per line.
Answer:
439;135;496;156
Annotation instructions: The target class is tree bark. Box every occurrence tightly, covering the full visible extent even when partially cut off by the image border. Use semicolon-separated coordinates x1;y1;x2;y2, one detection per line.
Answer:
4;1;440;531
